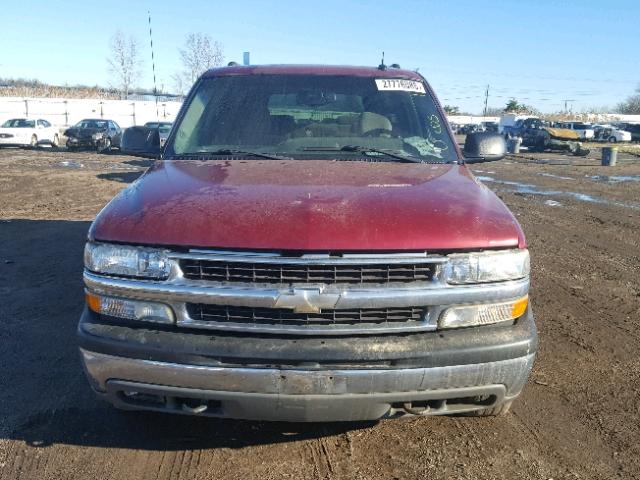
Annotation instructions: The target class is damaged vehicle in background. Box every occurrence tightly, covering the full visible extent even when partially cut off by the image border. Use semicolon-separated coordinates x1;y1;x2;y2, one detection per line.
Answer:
78;64;536;422
593;124;632;143
505;118;590;156
65;119;122;152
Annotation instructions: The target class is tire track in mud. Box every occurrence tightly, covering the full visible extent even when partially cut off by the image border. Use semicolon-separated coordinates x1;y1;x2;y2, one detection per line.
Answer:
305;431;356;480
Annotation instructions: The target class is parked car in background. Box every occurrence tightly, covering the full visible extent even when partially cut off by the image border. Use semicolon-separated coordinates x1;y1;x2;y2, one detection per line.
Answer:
460;123;480;134
0;118;60;147
593;125;631;143
615;123;640;142
555;122;594;140
144;121;173;146
65;119;122;152
499;114;536;136
481;121;499;133
507;118;589;155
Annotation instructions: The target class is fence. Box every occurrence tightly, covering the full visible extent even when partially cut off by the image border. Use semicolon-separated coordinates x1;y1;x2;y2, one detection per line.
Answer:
0;97;184;129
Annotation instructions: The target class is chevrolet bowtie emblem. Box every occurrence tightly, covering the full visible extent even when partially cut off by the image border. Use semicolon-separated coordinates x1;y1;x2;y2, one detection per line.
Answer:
274;288;341;313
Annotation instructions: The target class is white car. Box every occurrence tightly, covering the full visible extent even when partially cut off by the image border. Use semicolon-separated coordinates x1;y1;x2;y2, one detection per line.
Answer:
0;118;60;147
593;125;632;143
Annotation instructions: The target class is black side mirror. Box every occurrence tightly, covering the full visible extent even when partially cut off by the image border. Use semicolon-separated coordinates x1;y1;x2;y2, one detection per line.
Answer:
121;126;161;158
463;132;506;163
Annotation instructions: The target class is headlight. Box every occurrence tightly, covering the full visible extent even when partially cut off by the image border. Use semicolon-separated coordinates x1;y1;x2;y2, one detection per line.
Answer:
446;249;529;284
439;296;528;329
86;292;174;324
84;242;171;279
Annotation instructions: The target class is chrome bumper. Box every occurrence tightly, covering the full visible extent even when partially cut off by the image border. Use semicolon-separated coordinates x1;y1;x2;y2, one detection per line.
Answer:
81;349;535;422
83;270;530;335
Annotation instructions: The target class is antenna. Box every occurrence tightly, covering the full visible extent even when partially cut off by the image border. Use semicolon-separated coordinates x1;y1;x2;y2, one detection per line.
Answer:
378;51;386;70
148;11;159;122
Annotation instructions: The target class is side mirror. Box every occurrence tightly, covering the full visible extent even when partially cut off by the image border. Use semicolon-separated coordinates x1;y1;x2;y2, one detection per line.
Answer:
121;126;161;158
463;132;506;163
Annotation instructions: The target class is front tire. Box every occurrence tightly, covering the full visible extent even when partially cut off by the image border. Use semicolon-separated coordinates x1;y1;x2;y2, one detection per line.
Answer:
30;134;38;147
609;136;617;143
100;137;112;153
52;134;59;147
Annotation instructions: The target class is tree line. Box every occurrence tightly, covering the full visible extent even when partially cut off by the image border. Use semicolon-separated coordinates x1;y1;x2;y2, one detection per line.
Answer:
107;31;224;99
445;88;640;117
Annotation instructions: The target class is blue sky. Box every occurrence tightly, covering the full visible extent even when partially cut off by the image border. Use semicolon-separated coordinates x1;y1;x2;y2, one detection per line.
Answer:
3;0;639;113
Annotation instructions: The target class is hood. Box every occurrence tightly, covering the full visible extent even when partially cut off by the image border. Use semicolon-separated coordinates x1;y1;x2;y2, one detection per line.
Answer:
65;127;106;138
545;127;581;140
90;160;525;251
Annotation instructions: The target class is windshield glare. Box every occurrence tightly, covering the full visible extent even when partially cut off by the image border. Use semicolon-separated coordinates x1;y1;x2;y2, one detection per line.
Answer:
166;75;457;162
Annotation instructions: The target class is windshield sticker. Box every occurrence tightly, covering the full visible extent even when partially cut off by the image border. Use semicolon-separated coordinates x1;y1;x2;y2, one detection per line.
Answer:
375;79;426;94
404;136;443;158
429;114;442;134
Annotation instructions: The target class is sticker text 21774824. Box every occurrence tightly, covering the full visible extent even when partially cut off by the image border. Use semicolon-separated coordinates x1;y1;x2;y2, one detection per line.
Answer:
375;79;426;94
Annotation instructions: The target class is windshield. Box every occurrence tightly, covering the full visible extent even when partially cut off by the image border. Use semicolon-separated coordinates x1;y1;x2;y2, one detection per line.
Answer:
75;120;107;129
2;119;35;128
146;122;173;133
165;75;457;162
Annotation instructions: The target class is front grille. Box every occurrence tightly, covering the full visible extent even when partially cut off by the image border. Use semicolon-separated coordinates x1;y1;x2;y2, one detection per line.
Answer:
186;304;426;327
179;259;436;285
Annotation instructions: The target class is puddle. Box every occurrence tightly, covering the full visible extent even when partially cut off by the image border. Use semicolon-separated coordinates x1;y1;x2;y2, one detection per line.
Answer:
588;175;640;183
477;176;640;210
58;160;84;168
544;200;563;207
537;172;574;180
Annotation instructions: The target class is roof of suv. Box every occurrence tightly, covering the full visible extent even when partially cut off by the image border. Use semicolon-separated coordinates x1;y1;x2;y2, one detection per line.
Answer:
203;64;424;80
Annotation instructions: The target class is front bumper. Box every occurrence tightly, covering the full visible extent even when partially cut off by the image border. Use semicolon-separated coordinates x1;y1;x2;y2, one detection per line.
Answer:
67;137;98;148
78;307;537;422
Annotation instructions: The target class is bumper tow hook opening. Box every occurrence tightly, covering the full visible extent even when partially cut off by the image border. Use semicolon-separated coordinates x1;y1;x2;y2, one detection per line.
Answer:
180;398;209;414
402;400;445;415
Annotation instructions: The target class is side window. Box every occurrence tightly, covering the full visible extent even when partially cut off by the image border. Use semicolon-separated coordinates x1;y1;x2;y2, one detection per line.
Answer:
37;120;45;127
42;120;51;127
111;121;120;131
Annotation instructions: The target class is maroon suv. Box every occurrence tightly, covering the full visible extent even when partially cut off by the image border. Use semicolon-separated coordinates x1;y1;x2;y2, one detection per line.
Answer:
78;65;536;422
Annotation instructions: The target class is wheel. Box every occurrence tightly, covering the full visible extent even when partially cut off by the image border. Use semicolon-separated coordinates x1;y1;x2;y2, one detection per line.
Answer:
30;134;38;147
467;400;512;417
52;134;59;147
609;136;617;143
100;137;112;153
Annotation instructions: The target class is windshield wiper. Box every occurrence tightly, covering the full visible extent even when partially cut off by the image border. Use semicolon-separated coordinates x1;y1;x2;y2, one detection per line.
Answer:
302;145;424;164
181;149;291;160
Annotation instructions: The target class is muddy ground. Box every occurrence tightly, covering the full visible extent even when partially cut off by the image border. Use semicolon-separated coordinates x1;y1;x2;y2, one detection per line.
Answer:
0;145;639;480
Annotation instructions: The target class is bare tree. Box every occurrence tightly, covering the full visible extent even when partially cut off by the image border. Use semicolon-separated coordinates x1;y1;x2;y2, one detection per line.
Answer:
107;31;142;99
176;33;224;91
616;84;640;114
443;105;460;115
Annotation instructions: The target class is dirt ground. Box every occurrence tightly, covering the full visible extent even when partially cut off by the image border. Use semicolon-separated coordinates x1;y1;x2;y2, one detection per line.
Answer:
0;145;639;480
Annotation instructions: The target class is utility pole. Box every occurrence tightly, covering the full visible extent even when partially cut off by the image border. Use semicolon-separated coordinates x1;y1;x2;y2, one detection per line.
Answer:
483;84;489;117
563;99;575;114
148;11;159;121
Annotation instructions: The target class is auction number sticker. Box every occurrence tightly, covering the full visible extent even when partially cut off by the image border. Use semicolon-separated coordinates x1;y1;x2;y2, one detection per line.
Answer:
375;79;425;94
